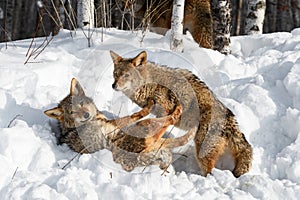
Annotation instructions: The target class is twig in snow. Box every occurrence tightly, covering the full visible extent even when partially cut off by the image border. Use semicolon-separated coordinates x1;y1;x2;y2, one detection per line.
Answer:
80;26;96;47
7;114;23;128
11;167;19;182
61;147;88;170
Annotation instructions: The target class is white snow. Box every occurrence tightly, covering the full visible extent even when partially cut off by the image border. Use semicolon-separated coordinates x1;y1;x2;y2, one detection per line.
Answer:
1;28;300;199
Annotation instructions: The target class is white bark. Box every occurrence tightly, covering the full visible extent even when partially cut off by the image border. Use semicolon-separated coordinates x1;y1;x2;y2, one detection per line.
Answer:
0;7;3;19
77;0;94;28
170;0;185;52
245;0;266;34
211;0;232;54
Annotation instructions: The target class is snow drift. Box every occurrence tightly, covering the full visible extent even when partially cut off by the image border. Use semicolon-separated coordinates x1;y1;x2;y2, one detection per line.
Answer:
0;28;300;199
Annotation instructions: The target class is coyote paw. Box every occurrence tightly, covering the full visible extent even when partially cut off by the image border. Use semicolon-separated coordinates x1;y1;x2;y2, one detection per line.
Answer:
132;99;155;119
121;163;135;172
147;99;155;108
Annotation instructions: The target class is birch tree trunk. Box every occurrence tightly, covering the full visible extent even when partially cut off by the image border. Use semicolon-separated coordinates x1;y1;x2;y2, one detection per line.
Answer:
170;0;185;52
211;0;232;54
77;0;94;28
245;0;266;34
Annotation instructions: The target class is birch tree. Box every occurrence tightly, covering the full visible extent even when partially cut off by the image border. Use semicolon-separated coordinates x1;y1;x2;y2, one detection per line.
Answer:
77;0;94;28
170;0;185;52
245;0;266;34
211;0;231;54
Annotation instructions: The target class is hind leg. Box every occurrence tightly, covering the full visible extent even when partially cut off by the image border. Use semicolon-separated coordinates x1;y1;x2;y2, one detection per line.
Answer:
138;148;172;171
112;150;139;172
157;149;172;171
229;134;253;177
195;129;227;176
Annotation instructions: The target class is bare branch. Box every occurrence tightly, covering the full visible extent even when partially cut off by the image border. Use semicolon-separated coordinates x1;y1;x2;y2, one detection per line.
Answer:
61;151;82;170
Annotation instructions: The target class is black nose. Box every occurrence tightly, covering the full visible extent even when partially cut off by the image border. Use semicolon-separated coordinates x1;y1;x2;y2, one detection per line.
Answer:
112;82;116;89
83;112;90;119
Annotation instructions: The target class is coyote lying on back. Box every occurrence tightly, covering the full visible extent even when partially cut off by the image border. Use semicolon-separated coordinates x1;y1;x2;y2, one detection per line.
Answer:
110;51;253;177
44;78;196;171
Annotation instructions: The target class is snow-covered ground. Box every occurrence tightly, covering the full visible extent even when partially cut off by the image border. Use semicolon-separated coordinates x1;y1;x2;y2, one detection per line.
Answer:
0;28;300;199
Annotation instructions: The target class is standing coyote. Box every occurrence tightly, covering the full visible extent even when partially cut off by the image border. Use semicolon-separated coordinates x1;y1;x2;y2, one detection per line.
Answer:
44;78;196;171
110;51;253;177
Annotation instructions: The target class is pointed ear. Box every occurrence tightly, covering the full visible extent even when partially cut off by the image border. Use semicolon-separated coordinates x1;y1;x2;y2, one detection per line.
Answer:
44;107;63;119
110;50;122;64
70;78;85;96
132;51;147;67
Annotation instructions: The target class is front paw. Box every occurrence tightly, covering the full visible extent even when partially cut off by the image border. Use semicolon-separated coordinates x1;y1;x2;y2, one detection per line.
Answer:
121;163;135;172
147;99;155;109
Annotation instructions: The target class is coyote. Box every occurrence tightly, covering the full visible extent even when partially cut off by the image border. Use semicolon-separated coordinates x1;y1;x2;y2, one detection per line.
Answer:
110;51;253;177
44;78;196;171
117;0;212;49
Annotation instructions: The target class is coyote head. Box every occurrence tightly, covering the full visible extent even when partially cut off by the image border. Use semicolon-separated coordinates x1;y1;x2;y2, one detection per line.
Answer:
110;51;147;93
44;78;98;129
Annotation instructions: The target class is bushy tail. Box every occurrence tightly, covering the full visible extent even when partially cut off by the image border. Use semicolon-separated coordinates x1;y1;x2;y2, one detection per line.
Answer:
163;126;197;149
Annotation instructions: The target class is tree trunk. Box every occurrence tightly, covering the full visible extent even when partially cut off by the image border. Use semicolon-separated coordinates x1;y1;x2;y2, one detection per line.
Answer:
77;0;94;28
51;0;61;35
230;0;237;35
264;0;277;33
170;0;185;52
63;0;77;30
211;0;232;54
276;0;293;31
36;0;49;37
0;2;3;41
236;0;243;35
245;0;266;34
0;0;15;42
291;0;300;28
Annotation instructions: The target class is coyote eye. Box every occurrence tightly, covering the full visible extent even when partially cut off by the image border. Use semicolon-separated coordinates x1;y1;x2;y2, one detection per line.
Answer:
124;73;130;78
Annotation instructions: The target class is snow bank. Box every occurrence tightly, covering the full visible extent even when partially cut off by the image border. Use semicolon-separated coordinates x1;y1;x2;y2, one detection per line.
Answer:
0;28;300;199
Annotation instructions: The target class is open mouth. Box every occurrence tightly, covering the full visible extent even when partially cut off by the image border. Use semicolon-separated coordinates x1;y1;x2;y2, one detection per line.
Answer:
115;86;127;91
121;86;128;91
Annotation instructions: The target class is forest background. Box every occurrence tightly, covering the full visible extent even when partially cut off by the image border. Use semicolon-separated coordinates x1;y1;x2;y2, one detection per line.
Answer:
0;0;299;43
